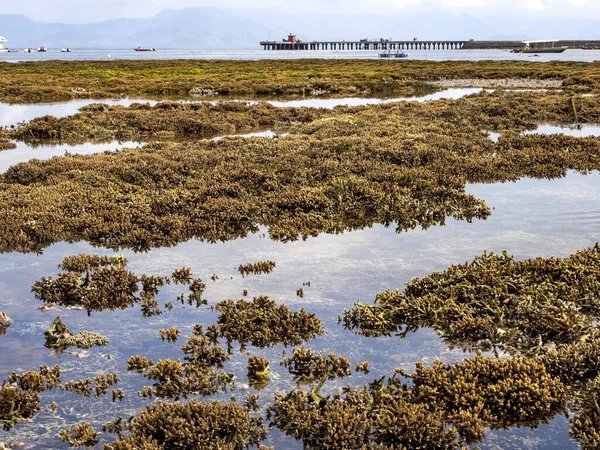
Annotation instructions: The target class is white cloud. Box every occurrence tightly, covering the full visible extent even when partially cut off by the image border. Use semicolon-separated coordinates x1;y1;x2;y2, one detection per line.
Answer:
4;0;600;23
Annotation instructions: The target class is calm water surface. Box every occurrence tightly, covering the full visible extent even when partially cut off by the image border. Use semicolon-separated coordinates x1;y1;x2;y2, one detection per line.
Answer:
0;88;482;128
1;99;598;449
0;48;599;63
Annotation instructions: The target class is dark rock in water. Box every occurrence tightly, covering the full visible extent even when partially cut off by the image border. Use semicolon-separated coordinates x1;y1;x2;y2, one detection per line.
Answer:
0;311;12;332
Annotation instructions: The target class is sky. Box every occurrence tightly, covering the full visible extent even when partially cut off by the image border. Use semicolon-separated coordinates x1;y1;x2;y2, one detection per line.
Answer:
3;0;598;23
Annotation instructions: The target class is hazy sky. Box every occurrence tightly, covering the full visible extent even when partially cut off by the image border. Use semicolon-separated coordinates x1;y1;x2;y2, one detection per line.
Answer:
4;0;596;23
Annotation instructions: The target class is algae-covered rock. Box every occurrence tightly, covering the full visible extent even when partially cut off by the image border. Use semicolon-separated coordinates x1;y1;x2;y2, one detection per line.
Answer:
44;316;109;351
0;312;11;334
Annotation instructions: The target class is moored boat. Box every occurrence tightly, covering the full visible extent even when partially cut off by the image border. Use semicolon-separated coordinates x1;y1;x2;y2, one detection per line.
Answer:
38;44;47;52
24;48;35;53
60;48;71;52
0;36;8;52
378;42;408;59
134;47;156;52
379;50;408;58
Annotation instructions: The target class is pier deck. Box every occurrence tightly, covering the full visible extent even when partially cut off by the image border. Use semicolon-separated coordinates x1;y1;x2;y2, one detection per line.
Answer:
260;39;600;51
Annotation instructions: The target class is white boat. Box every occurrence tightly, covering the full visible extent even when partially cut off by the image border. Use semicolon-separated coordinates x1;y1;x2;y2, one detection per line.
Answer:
60;48;71;52
24;48;35;53
0;36;8;52
38;44;47;52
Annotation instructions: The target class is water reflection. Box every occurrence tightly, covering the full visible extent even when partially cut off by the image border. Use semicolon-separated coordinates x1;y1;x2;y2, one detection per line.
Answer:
525;123;600;137
0;88;482;128
0;170;596;448
0;140;140;173
266;88;483;108
0;98;157;128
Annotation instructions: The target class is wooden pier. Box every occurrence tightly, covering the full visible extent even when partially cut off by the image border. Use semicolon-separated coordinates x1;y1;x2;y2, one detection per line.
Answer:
260;39;468;51
260;38;600;51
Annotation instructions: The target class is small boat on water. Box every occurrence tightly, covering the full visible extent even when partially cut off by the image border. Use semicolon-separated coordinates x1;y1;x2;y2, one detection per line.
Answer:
60;48;71;52
134;47;156;52
0;36;8;52
38;44;47;52
378;42;408;59
24;48;35;53
512;40;567;54
379;50;408;59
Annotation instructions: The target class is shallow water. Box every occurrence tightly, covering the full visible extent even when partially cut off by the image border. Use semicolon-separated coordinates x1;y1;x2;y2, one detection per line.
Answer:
0;98;158;128
1;169;596;448
0;140;141;173
0;88;482;128
525;123;600;137
267;87;483;108
1;48;599;63
487;123;600;143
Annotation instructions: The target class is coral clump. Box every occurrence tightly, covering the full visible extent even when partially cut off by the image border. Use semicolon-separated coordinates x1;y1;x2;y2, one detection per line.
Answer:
106;400;266;450
159;327;181;343
63;372;119;398
214;296;324;349
59;422;99;448
0;365;61;430
269;352;567;449
344;245;600;354
171;267;192;285
281;346;351;386
44;316;109;350
570;375;600;450
128;331;233;400
247;355;270;389
238;260;276;277
32;254;170;316
0;139;16;151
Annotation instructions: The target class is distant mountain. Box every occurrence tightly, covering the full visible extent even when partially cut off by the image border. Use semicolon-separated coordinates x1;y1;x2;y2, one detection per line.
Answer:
0;7;598;50
0;8;272;49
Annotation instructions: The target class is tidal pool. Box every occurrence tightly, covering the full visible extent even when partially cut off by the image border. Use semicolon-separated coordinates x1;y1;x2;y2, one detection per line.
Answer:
1;169;597;449
0;140;141;173
0;88;482;128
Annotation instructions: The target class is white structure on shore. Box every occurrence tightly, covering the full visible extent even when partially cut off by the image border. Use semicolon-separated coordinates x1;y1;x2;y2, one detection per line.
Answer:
0;36;8;52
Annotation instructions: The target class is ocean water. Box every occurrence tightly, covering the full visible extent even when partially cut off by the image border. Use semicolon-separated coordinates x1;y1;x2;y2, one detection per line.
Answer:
0;48;599;63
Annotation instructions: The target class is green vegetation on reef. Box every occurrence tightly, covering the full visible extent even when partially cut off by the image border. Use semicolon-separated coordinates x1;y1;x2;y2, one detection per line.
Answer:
104;400;266;450
238;260;277;277
1;59;600;103
10;102;325;144
0;140;16;151
268;353;567;449
32;254;206;315
214;296;324;349
343;245;600;355
4;91;600;253
0;365;61;431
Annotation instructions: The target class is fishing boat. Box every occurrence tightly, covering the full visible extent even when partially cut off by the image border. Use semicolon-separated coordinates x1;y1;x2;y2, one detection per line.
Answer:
0;36;8;52
38;44;47;52
378;42;408;59
60;48;71;52
134;47;156;52
379;50;408;58
512;40;567;53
